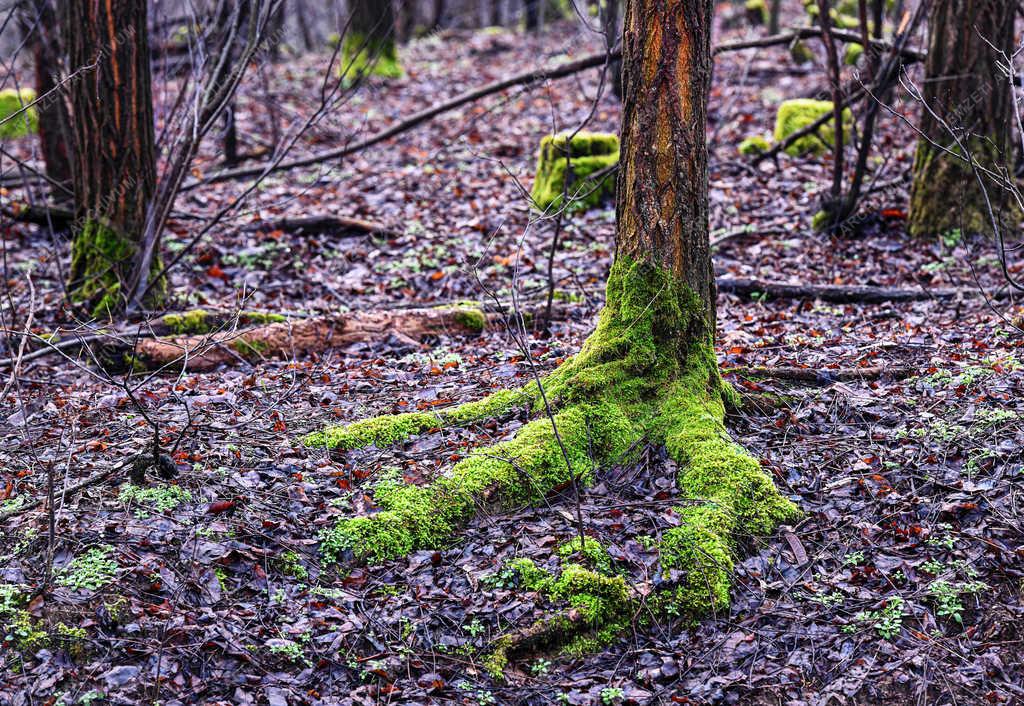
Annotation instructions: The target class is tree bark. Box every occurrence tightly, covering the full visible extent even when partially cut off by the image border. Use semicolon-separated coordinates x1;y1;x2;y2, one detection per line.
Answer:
19;0;73;197
524;0;541;30
63;0;160;316
908;0;1017;238
346;0;401;78
616;0;715;331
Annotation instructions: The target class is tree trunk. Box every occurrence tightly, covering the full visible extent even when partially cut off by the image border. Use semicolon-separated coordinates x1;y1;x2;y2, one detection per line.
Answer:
524;0;540;30
908;0;1017;238
431;0;445;30
616;0;715;331
305;0;797;638
345;0;401;79
603;0;622;99
19;0;72;197
491;0;502;26
64;0;160;316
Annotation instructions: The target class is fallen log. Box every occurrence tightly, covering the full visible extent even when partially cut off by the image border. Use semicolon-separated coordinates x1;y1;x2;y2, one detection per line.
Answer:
133;306;487;371
716;277;987;304
244;214;400;238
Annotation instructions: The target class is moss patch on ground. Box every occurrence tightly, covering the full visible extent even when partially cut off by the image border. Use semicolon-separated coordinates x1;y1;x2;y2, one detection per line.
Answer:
0;88;37;139
531;131;619;212
774;99;853;157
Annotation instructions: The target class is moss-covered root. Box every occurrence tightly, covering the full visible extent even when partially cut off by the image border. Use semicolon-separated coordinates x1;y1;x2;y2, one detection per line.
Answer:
319;402;640;563
654;370;800;615
484;561;632;678
303;385;534;451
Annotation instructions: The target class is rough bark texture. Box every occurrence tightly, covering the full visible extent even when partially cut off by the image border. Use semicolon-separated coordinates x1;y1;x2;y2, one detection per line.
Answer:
908;0;1017;238
63;0;159;315
616;0;715;330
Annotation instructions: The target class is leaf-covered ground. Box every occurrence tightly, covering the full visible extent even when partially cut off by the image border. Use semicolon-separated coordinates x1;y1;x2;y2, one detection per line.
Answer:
2;6;1023;706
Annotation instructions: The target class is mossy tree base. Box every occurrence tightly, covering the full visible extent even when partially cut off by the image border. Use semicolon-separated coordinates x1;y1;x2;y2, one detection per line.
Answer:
68;220;166;318
307;258;799;669
530;132;620;212
908;141;1019;238
339;32;403;85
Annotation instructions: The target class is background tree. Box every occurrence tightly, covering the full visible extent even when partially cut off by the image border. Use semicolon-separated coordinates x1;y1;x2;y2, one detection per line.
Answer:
307;0;798;633
344;0;402;80
524;0;540;30
908;0;1017;238
18;0;72;197
63;0;160;316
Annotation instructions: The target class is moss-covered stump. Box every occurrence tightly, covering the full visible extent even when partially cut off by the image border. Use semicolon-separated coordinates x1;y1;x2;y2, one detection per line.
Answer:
531;132;620;212
0;88;38;139
774;99;853;157
307;259;800;652
339;32;403;85
908;139;1019;238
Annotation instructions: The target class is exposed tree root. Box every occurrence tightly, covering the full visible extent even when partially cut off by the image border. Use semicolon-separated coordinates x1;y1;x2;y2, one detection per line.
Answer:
308;260;800;670
133;305;486;371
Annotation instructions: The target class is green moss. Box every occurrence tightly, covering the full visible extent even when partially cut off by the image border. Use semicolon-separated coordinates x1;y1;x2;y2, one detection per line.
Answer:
231;337;271;359
811;210;831;231
118;483;191;515
738;135;772;156
240;311;286;325
557;536;612;575
789;40;814;64
774;99;854;157
454;306;487;333
745;0;768;24
340;31;403;85
0;88;37;139
162;309;212;335
304;386;531;450
69;220;165;318
310;257;799;624
844;43;864;66
161;309;286;335
531;131;620;212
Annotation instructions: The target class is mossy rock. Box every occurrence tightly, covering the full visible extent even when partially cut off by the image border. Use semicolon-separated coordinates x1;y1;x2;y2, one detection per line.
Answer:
531;131;620;212
339;32;402;85
0;88;38;139
774;99;853;157
738;135;772;156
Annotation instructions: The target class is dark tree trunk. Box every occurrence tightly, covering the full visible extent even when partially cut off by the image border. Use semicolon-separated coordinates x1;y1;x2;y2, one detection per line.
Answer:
524;0;540;30
908;0;1017;237
491;0;502;26
431;0;446;29
346;0;400;78
19;0;72;197
616;0;715;330
295;0;316;50
63;0;160;316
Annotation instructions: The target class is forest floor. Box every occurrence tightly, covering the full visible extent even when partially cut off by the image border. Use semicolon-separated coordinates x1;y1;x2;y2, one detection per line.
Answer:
2;6;1024;706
